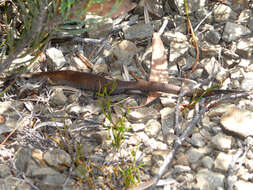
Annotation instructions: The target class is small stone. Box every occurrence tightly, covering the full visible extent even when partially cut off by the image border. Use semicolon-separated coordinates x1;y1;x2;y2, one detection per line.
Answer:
151;150;170;175
193;168;225;190
173;165;191;174
46;47;66;68
231;0;248;11
211;133;232;151
131;123;145;132
220;107;253;139
187;133;206;148
245;159;253;172
144;119;161;137
171;0;206;15
162;31;187;45
200;42;221;57
4;176;32;190
160;107;176;135
222;22;251;42
169;38;189;63
247;149;253;160
236;37;253;58
86;16;113;38
205;30;221;44
214;152;233;171
93;62;108;74
241;73;253;91
43;149;71;171
49;89;68;106
123;23;154;40
213;4;237;23
139;0;163;17
202;57;227;81
128;107;159;123
138;132;167;150
31;167;60;177
208;104;236;117
112;40;138;61
194;8;212;23
0;101;12;114
175;152;189;166
186;147;205;164
38;174;76;190
0;165;11;178
14;147;32;173
234;180;253;190
249;17;253;31
201;156;214;169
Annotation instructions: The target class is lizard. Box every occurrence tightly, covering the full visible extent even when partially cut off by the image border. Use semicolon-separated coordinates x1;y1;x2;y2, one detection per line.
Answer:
20;70;243;97
19;70;243;97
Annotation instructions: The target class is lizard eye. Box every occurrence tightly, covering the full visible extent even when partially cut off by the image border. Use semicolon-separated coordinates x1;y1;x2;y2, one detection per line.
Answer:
20;74;31;81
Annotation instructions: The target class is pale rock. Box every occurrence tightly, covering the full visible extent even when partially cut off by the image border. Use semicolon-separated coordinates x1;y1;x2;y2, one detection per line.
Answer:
201;156;214;169
169;38;189;63
93;62;108;73
236;37;253;58
173;165;191;174
234;180;253;190
49;89;68;106
245;159;253;172
194;8;212;23
14;147;32;173
46;47;66;68
221;107;253;138
241;72;253;91
112;40;137;59
193;168;225;190
131;123;145;132
31;167;59;177
172;0;206;15
123;23;154;40
200;42;221;57
38;174;76;190
211;133;232;151
4;176;32;190
86;16;113;38
202;57;227;81
186;147;205;164
0;165;11;178
208;104;236;117
187;133;205;148
128;107;159;123
145;119;161;137
213;4;237;22
222;22;251;42
160;107;176;135
43;149;71;171
214;152;233;171
205;30;221;44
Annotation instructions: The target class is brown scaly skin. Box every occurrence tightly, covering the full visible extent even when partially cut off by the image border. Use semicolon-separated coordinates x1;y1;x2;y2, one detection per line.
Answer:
20;70;243;96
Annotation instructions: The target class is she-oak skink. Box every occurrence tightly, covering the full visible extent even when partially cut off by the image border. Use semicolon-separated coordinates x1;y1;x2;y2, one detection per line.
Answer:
20;70;241;97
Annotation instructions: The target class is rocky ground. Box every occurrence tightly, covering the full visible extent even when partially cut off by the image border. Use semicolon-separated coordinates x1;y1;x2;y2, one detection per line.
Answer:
0;0;253;190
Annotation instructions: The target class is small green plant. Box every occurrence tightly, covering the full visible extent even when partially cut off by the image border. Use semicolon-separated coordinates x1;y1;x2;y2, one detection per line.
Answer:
118;149;145;188
97;83;130;150
189;84;220;107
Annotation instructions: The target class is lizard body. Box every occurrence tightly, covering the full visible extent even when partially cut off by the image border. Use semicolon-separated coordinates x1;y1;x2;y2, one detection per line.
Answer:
20;70;241;97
